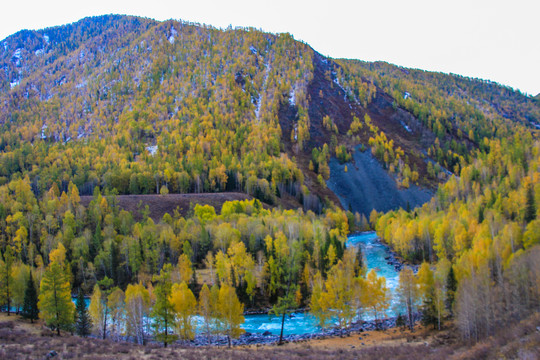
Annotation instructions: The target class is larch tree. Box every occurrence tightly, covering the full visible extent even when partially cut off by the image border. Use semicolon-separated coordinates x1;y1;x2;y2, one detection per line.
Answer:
125;282;151;345
310;270;331;328
88;277;114;339
151;265;177;347
108;288;125;342
397;267;419;331
267;231;300;345
216;284;244;348
11;263;29;314
38;244;75;335
198;283;214;344
417;262;438;329
89;284;106;338
177;253;193;284
364;269;390;328
318;250;358;336
170;281;197;342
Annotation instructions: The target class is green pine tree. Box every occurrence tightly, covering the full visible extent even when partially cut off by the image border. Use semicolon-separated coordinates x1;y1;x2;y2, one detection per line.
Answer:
446;266;457;315
421;286;438;329
525;183;536;223
396;313;406;331
152;283;178;347
0;246;15;316
75;288;92;337
151;265;177;347
22;273;39;322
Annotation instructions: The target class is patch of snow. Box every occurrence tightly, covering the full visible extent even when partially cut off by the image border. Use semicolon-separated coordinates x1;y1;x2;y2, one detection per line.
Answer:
35;49;44;56
146;145;158;156
249;46;257;55
403;92;411;100
41;124;48;140
400;121;412;133
333;76;348;100
289;85;296;106
254;62;271;121
168;26;177;44
3;42;6;51
43;34;49;43
13;48;21;59
10;80;19;89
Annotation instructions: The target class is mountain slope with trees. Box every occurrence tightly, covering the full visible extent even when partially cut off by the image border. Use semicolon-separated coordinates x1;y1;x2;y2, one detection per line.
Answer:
0;15;538;350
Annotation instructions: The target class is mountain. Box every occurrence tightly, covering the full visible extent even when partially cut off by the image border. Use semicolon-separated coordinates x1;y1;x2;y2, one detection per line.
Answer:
0;15;539;351
0;15;538;214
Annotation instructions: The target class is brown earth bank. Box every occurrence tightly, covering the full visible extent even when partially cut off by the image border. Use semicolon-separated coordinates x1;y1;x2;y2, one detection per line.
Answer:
79;192;283;222
1;312;538;360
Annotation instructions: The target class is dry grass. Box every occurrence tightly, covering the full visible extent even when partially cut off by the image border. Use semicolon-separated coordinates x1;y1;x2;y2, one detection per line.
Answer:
80;192;268;222
1;312;538;359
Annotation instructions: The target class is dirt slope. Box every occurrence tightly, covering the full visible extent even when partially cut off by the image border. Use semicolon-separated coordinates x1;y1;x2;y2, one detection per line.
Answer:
327;146;433;216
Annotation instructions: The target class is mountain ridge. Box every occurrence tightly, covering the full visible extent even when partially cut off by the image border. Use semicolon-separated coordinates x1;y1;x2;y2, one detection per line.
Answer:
0;14;538;214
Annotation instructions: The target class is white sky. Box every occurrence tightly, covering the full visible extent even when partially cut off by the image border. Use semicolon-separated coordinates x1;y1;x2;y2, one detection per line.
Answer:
1;0;539;95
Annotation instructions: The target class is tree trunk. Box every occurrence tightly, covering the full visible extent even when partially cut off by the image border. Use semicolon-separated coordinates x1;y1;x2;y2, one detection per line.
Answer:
279;310;286;345
164;317;168;347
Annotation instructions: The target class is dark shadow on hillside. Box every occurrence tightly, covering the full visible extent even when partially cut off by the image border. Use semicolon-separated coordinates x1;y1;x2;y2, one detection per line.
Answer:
327;146;433;216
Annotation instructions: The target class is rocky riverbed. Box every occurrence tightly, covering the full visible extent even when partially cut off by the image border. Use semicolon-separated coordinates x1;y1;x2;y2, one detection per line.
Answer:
189;316;406;346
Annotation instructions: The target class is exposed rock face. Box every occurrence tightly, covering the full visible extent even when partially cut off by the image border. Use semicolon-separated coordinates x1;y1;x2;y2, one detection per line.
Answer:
327;146;433;216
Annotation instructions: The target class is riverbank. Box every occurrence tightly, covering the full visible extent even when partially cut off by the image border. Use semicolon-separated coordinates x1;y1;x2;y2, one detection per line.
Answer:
193;315;403;346
0;231;411;348
4;311;537;360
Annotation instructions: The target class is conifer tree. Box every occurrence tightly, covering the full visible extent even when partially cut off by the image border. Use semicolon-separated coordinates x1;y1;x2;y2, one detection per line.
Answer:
446;265;457;314
38;245;75;335
0;246;15;315
22;273;39;322
396;313;406;330
421;286;438;329
151;266;178;347
525;183;536;223
75;288;92;337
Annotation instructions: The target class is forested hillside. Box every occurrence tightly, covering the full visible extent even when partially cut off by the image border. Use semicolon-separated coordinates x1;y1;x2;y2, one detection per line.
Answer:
0;15;538;347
